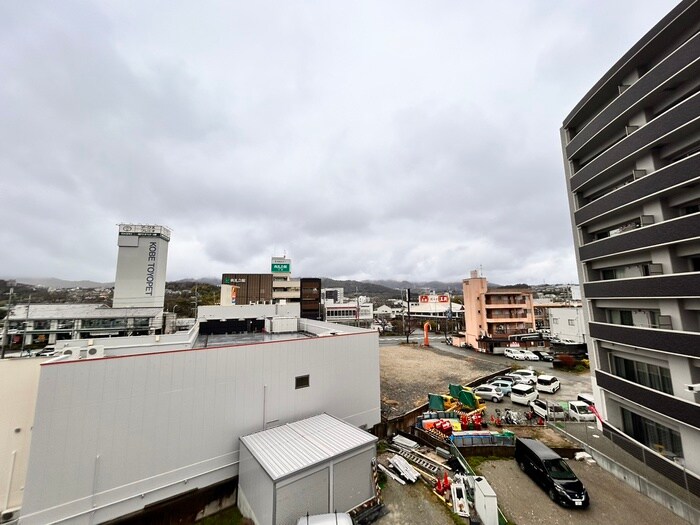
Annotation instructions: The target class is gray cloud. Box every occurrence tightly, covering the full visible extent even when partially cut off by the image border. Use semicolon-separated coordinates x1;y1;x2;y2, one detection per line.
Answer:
0;0;678;285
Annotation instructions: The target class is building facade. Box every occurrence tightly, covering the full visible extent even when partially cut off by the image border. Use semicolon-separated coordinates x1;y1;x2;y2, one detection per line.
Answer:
219;260;321;320
561;0;700;496
113;224;171;308
3;304;164;347
462;270;536;351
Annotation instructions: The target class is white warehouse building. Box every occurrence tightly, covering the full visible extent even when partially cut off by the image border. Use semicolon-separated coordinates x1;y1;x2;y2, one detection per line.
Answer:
6;318;380;525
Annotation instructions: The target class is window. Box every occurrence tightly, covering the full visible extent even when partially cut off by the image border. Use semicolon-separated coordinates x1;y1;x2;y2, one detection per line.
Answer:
601;269;617;280
621;407;683;458
568;319;575;326
608;310;634;326
295;375;310;389
613;356;673;394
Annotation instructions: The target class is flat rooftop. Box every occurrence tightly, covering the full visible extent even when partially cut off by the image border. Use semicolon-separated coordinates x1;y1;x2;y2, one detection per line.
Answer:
195;331;316;348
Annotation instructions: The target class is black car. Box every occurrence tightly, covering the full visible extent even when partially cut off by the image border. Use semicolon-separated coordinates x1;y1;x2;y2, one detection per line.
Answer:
515;438;589;508
532;350;554;362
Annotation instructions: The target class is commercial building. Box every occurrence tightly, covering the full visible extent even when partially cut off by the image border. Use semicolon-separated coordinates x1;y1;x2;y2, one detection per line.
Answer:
399;293;464;333
323;301;374;328
1;225;172;352
462;270;536;351
113;224;171;308
219;259;321;321
2;317;379;525
561;0;700;497
2;304;164;346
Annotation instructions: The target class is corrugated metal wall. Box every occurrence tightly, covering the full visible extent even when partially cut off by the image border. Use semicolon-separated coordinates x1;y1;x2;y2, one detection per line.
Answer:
238;442;274;525
333;448;375;512
276;468;329;525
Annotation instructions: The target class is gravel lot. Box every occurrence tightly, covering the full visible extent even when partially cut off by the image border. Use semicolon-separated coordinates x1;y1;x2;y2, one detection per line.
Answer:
377;447;690;525
380;344;504;417
479;458;690;525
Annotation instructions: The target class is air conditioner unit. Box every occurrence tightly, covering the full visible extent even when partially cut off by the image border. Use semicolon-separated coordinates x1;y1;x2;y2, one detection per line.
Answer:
85;345;105;359
625;125;639;136
1;507;20;523
618;84;631;95
647;263;663;275
657;315;673;330
641;215;655;226
61;347;81;360
632;169;647;180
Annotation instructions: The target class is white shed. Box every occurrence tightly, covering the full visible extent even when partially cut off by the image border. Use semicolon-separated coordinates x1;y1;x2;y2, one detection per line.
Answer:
237;413;378;525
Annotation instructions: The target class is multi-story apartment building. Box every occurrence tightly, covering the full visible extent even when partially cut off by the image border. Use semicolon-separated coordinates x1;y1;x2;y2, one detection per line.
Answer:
561;0;700;497
462;270;536;351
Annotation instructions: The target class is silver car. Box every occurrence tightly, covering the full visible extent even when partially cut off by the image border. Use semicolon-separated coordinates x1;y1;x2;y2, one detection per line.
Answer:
473;384;505;403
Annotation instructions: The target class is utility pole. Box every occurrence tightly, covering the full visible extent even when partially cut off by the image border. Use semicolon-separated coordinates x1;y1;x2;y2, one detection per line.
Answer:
445;290;451;342
1;287;14;359
405;288;411;344
21;294;31;356
192;284;199;318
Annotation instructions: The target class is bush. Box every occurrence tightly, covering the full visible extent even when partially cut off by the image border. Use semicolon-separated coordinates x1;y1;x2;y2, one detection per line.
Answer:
558;354;576;368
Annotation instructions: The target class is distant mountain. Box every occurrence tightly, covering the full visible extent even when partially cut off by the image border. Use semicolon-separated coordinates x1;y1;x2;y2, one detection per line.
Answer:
321;278;399;297
10;277;113;289
366;279;466;292
171;277;221;286
6;275;511;294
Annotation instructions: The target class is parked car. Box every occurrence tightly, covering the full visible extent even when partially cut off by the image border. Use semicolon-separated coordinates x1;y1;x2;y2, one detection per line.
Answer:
577;393;595;406
35;345;57;357
532;350;554;361
515;438;590;508
489;375;519;386
504;348;525;360
529;399;566;420
472;384;505;403
521;350;540;361
297;513;354;525
510;383;539;406
536;374;561;394
486;379;513;396
506;369;538;384
569;401;596;422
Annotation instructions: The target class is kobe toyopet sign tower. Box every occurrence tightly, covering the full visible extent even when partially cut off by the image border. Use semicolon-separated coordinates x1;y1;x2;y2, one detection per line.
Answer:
113;224;171;308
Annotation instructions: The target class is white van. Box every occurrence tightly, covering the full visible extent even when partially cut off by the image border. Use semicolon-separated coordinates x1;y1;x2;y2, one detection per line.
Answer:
510;383;539;406
577;393;595;406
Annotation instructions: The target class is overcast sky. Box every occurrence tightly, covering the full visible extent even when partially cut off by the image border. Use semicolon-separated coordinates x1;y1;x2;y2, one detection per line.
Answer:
1;1;679;285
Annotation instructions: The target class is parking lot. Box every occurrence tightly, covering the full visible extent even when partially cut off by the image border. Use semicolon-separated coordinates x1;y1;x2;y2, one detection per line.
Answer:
479;456;690;525
458;348;595;422
378;342;698;524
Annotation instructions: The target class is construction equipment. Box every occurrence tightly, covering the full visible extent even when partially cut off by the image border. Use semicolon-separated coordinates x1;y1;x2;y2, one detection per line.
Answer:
448;384;486;412
428;393;460;411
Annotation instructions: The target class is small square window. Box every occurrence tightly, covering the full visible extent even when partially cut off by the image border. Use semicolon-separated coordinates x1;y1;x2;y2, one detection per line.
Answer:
295;375;310;389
